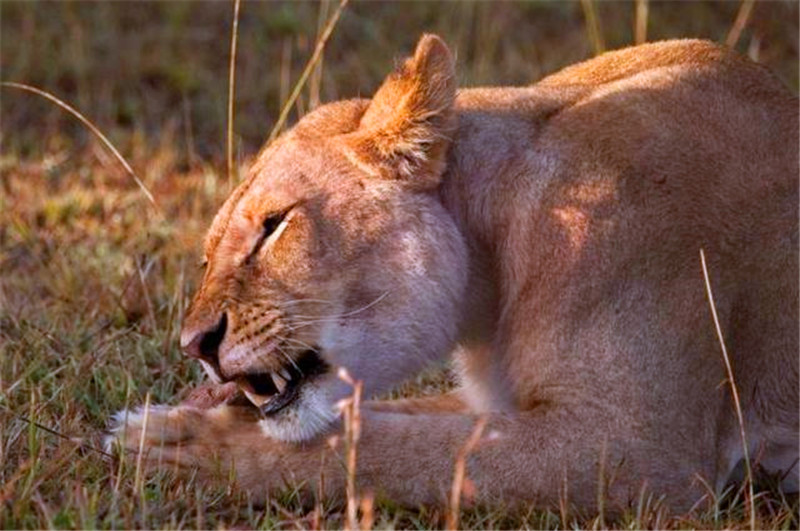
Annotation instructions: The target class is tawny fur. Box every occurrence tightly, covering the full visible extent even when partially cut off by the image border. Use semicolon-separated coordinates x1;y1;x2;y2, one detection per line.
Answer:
109;35;798;515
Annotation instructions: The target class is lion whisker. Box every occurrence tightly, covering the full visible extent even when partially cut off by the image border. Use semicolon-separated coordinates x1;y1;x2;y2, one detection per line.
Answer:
275;344;302;373
289;291;390;322
281;337;317;351
280;298;337;306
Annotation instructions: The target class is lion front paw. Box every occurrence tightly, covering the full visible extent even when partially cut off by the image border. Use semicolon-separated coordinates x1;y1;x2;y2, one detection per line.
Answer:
105;403;264;471
105;404;210;466
105;401;335;498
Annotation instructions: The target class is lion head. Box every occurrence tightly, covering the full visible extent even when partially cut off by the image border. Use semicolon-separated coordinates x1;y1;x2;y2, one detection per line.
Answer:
180;35;468;441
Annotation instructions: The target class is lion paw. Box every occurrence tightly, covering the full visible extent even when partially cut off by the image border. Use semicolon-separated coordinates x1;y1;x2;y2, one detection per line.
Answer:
105;404;205;459
105;403;263;469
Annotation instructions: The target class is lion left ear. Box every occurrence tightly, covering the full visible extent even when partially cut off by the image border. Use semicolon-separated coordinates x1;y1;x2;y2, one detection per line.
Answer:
344;34;457;189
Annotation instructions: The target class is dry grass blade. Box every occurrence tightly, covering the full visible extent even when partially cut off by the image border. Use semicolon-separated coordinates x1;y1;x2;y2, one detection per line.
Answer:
580;0;605;56
338;367;363;530
446;415;487;530
309;0;331;110
0;81;158;211
635;0;649;45
726;0;756;48
133;393;151;494
227;0;242;187
700;249;755;530
265;0;349;146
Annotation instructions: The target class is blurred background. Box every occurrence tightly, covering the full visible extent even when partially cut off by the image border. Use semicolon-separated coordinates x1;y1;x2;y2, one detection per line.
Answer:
2;1;797;163
0;3;798;527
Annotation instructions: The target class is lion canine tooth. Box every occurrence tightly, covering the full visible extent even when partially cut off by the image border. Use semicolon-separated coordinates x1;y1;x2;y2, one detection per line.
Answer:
278;368;292;381
244;390;271;408
199;359;222;384
272;372;288;394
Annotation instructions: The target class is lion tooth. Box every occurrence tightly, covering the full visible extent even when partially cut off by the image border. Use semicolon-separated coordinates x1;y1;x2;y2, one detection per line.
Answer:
278;368;292;381
244;390;272;408
272;372;288;394
199;359;222;384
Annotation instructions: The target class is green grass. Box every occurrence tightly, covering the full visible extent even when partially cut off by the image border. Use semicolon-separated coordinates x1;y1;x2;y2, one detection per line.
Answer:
1;2;798;528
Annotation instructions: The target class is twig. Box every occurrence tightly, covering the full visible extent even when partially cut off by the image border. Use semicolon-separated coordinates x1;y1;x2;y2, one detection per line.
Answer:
446;415;487;530
12;413;113;459
265;0;349;146
227;0;242;187
700;249;755;530
0;81;158;211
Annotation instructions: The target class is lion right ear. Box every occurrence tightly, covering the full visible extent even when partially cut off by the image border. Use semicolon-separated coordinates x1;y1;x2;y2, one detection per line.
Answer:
343;34;457;189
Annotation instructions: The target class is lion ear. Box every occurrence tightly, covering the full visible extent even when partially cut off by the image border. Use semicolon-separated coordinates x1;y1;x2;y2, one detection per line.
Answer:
345;34;457;189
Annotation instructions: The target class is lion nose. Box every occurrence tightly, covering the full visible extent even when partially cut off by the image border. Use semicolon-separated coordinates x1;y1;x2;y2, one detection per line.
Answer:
181;313;227;364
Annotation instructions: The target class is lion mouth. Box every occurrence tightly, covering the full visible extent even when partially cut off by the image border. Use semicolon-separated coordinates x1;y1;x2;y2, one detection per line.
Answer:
237;349;329;416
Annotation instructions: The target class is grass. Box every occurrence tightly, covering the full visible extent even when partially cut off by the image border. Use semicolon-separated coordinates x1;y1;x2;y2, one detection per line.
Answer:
700;249;756;530
1;1;798;529
226;0;242;187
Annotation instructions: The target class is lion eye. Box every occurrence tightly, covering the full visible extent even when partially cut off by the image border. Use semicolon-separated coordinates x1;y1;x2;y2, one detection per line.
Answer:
248;210;290;261
262;213;285;237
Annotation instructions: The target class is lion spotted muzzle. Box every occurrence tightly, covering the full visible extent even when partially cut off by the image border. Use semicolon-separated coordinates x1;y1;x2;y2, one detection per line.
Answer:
182;313;330;416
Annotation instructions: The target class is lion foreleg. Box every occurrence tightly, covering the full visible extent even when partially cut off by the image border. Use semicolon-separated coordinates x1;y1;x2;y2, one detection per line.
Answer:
108;401;705;514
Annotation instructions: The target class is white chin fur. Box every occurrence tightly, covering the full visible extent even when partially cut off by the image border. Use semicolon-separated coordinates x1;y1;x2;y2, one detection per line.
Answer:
257;382;338;442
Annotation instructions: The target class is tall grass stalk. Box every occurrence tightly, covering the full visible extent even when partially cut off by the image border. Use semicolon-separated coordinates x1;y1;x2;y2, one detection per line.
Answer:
726;0;756;48
227;0;242;187
0;81;158;211
446;416;487;530
635;0;649;45
580;0;605;55
133;393;151;495
265;0;349;147
309;0;331;110
338;367;364;530
700;248;755;530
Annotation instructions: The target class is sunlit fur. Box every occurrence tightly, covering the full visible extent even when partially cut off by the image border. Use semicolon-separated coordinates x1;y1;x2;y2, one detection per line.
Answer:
110;35;798;513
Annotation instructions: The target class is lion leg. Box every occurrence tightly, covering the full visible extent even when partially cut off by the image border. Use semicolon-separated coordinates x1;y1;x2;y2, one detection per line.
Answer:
109;401;707;515
350;407;708;514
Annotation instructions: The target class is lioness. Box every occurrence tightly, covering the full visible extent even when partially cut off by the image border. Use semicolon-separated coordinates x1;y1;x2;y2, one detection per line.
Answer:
110;35;798;514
